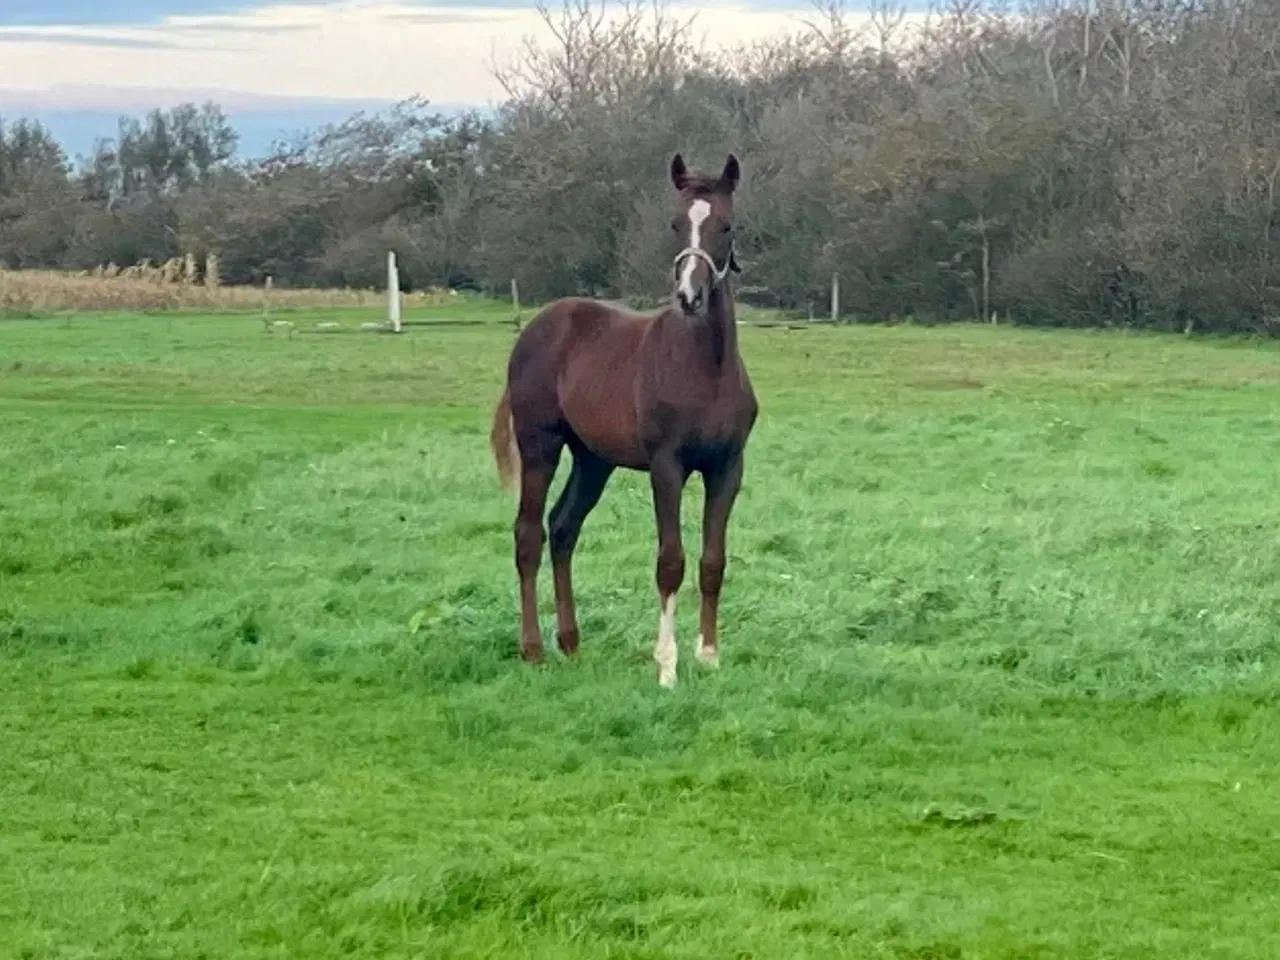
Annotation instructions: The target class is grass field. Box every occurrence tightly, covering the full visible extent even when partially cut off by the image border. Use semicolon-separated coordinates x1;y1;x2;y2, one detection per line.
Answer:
3;304;1280;958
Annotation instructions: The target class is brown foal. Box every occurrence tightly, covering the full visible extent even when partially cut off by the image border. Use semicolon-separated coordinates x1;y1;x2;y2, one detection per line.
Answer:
489;153;758;687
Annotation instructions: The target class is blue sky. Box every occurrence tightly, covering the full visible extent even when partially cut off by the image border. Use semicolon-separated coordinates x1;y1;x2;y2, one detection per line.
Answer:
0;0;915;157
0;0;836;25
0;0;837;23
0;1;237;24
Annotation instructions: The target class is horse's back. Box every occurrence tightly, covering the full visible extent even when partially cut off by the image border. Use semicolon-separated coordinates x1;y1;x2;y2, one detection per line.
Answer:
509;296;652;378
507;297;655;467
531;295;652;338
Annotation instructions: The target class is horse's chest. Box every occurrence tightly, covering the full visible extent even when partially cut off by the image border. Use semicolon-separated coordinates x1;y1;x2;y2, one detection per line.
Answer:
639;376;755;454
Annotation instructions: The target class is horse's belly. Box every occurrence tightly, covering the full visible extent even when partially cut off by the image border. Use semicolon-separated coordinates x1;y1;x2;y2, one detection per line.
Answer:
560;392;648;468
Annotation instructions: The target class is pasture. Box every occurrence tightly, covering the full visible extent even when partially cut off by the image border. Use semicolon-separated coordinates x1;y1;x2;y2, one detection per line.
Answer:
2;306;1279;958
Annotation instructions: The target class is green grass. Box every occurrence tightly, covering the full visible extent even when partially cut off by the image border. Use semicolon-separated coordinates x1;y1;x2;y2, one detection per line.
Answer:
3;308;1280;958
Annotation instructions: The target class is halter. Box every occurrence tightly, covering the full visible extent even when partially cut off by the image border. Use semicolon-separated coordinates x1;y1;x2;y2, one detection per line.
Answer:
673;241;738;288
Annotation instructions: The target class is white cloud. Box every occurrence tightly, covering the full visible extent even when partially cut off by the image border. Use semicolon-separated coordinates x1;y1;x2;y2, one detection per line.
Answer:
0;1;925;110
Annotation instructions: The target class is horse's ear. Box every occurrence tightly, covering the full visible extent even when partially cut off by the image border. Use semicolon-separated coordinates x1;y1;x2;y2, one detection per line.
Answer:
670;153;688;190
720;154;741;193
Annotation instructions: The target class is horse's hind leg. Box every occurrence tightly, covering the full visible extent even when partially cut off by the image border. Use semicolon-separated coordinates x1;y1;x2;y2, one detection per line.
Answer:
548;449;613;655
513;429;563;663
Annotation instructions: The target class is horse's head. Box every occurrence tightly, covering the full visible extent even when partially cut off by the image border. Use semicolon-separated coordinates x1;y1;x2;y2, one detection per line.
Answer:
669;153;741;318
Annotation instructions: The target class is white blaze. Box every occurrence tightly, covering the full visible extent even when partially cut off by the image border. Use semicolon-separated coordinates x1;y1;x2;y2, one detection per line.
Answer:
655;594;678;687
678;199;712;304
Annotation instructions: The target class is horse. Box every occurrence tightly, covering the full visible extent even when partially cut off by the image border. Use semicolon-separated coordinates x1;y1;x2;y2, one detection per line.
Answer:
489;153;759;687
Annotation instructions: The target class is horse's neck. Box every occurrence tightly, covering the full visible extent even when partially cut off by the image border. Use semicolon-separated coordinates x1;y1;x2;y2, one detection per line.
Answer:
704;284;738;369
659;286;739;370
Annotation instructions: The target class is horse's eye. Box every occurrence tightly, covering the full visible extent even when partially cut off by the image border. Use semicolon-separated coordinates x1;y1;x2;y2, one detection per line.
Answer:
721;223;733;234
671;219;681;233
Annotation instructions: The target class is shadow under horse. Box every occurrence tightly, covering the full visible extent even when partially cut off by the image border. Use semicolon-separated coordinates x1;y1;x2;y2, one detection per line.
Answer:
490;153;759;687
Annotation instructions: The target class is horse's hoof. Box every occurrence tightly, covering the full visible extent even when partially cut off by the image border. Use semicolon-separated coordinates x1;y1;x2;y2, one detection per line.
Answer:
695;639;719;668
557;630;580;656
521;642;545;664
657;664;678;688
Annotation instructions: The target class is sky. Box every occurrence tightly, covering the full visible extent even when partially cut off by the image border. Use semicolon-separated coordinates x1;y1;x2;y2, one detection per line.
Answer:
0;0;914;157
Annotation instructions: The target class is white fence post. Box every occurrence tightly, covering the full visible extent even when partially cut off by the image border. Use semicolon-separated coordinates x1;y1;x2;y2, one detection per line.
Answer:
830;272;840;323
387;251;402;333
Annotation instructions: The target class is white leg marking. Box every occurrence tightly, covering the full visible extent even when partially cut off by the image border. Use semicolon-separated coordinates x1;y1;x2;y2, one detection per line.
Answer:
677;199;711;305
655;594;678;687
695;634;719;668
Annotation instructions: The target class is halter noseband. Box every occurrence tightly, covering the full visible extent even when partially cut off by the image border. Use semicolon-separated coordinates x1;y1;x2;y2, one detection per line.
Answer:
673;242;738;288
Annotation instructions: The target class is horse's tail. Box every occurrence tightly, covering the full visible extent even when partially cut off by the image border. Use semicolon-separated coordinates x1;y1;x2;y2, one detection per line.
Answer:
490;388;520;495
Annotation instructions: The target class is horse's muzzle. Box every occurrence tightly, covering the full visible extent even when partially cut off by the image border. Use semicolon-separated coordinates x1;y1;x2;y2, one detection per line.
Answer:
676;286;705;316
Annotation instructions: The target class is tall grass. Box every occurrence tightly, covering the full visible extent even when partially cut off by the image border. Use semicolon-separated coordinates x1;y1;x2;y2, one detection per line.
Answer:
0;263;455;314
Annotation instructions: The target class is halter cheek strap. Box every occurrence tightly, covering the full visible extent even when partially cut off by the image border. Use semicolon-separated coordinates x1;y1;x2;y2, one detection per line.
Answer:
673;241;739;287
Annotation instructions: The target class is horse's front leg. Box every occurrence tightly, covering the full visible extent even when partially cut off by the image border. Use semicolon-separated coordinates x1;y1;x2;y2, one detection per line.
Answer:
650;454;688;687
697;454;744;668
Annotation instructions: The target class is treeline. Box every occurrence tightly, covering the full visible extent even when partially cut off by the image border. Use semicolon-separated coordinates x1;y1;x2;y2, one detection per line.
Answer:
4;0;1280;331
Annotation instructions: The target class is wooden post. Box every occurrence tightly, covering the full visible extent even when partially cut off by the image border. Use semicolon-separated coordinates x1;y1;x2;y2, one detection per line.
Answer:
830;272;840;323
387;251;402;333
979;215;990;327
511;278;521;329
